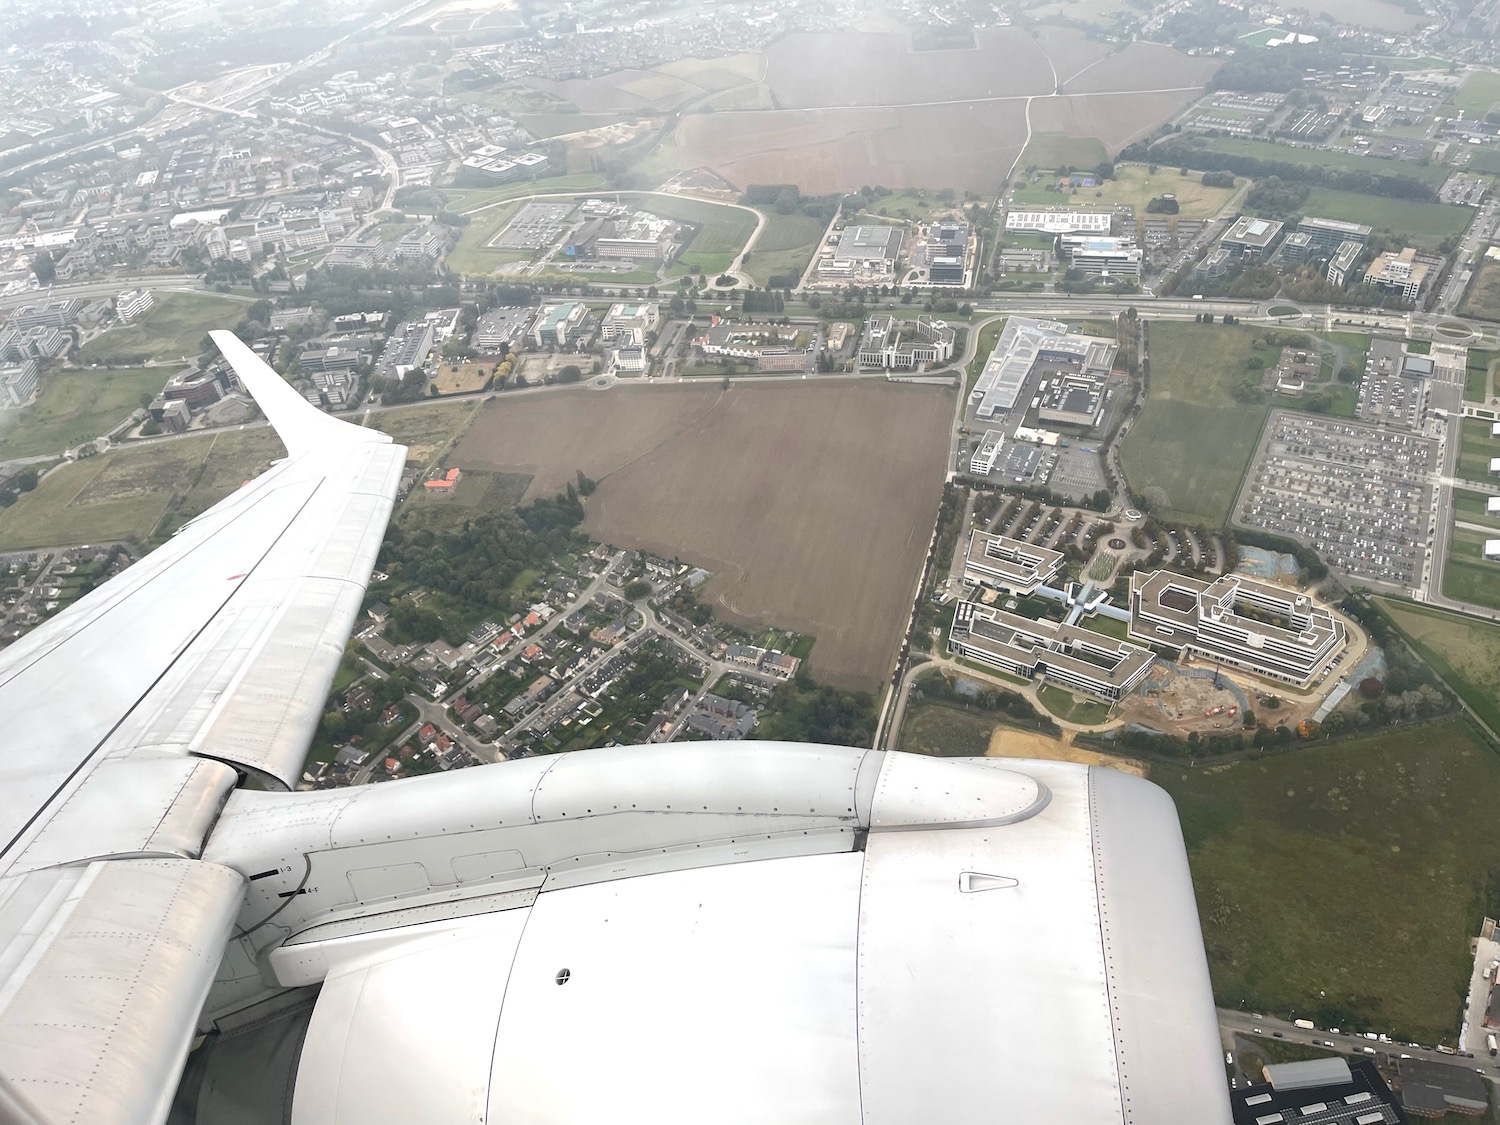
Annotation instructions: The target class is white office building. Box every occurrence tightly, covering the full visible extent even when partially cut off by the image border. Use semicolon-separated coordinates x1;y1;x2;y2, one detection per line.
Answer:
949;601;1155;701
962;531;1064;595
116;288;154;323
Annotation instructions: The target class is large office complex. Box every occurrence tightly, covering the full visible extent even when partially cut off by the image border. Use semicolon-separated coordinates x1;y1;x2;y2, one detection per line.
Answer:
969;317;1118;420
855;314;956;370
962;530;1064;594
1129;570;1347;687
1221;216;1285;259
949;601;1155;701
533;301;592;348
818;224;904;279
924;219;970;286
1298;215;1373;255
1060;233;1143;276
0;359;40;409
1005;210;1113;235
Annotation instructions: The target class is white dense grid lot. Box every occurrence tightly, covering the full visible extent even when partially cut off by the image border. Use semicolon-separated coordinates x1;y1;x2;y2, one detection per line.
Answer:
1237;411;1436;588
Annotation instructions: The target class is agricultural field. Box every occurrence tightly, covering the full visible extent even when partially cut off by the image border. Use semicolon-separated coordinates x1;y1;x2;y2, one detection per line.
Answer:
745;212;827;286
1014;161;1238;220
0;428;277;550
1296;187;1473;245
0;368;170;460
1031;89;1210;159
451;381;954;690
899;699;998;756
1373;598;1500;733
1459;259;1500;322
1453;70;1500;116
1456;416;1500;481
1120;322;1276;525
78;292;252;365
1158;719;1500;1044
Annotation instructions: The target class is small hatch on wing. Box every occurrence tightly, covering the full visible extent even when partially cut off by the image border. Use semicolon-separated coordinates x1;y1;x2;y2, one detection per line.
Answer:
958;872;1019;893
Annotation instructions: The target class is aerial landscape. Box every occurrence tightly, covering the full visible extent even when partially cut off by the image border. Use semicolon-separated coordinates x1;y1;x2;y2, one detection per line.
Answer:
6;0;1500;1117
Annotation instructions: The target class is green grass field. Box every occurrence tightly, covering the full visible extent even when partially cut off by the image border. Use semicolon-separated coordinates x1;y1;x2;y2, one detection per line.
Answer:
1017;134;1109;174
745;212;826;287
79;292;252;365
642;195;757;277
1014;162;1240;221
1120;322;1274;526
1325;330;1368;380
1453;71;1500;115
854;189;955;221
898;698;997;756
1460;260;1500;323
444;175;607;214
1036;683;1111;724
0;368;170;459
1374;598;1500;734
1298;187;1473;245
1182;137;1450;186
1465;351;1495;402
1457;417;1500;481
1159;719;1500;1043
1442;526;1500;610
966;317;1007;395
1453;487;1500;530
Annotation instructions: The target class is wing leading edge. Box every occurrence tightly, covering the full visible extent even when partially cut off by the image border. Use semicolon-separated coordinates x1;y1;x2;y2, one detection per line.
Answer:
0;330;407;1125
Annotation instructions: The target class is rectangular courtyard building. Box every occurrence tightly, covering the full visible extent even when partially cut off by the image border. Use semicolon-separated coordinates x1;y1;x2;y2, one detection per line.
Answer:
949;601;1155;701
962;531;1064;594
1128;570;1347;687
855;314;956;370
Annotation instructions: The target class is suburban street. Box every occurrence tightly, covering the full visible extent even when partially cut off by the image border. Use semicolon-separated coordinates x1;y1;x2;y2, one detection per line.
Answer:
1217;1008;1498;1081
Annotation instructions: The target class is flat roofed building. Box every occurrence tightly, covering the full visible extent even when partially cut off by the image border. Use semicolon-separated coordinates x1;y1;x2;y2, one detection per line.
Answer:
601;302;659;344
1005;210;1113;235
533;301;591;348
820;224;904;279
1491;422;1500;438
1485;539;1500;560
969;316;1119;420
1231;1059;1402;1125
1327;240;1364;287
855;314;956;370
1279;231;1314;262
0;359;40;409
116;287;154;322
1129;570;1347;687
1491;457;1500;475
1394;1057;1488;1116
1488;495;1500;514
963;530;1064;594
1222;215;1285;259
949;601;1155;701
968;429;1005;476
1299;215;1373;254
1061;233;1143;276
1038;375;1106;428
1364;247;1428;302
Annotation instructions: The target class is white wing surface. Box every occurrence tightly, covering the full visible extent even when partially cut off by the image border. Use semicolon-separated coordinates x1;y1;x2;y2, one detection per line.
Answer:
0;331;406;1124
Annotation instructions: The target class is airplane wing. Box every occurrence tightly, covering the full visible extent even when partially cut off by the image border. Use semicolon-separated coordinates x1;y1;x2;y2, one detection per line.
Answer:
0;331;407;1125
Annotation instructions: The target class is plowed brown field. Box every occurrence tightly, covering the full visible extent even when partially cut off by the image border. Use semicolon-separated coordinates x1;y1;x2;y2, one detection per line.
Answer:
452;382;954;689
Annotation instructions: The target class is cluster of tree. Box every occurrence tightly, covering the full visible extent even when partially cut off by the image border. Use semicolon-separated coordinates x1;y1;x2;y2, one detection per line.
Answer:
1245;176;1311;220
1120;138;1437;203
754;675;876;746
316;663;418;746
376;489;588;644
739;184;844;224
1208;44;1339;93
302;263;459;321
739;289;786;314
1201;170;1236;188
1145;195;1179;215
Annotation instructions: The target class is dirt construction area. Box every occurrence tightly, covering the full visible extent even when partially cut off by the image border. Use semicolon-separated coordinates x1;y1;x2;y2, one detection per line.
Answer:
986;727;1146;777
1118;663;1314;735
452;381;955;690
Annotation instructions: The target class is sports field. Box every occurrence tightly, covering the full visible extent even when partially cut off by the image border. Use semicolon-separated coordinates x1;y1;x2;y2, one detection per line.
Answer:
1297;187;1472;245
1159;719;1500;1044
1374;598;1500;733
451;381;955;690
0;368;171;460
1119;322;1275;526
78;292;252;365
745;212;828;286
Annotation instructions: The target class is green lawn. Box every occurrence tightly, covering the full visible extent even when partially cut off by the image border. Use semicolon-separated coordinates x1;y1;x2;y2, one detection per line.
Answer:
1457;417;1500;481
1298;187;1473;245
898;698;997;756
745;212;826;287
1036;683;1111;724
1120;322;1275;526
443;174;607;214
1453;71;1500;115
1181;137;1450;185
79;292;251;365
1375;598;1500;733
966;317;1007;395
1325;330;1368;380
445;200;525;275
1080;613;1130;640
1464;350;1494;402
1014;162;1239;221
643;195;757;278
1441;526;1500;611
1453;487;1500;530
852;189;952;221
0;368;170;459
1159;719;1500;1044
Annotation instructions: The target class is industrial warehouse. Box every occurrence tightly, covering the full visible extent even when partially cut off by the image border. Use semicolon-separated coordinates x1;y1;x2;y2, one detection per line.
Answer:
969;316;1118;421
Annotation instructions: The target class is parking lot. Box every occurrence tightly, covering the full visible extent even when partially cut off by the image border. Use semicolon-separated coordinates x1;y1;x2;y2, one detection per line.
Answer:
1049;447;1108;499
1357;370;1426;427
1238;411;1436;588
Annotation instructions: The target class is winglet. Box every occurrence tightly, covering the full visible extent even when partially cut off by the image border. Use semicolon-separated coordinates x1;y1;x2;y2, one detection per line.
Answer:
211;329;389;457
